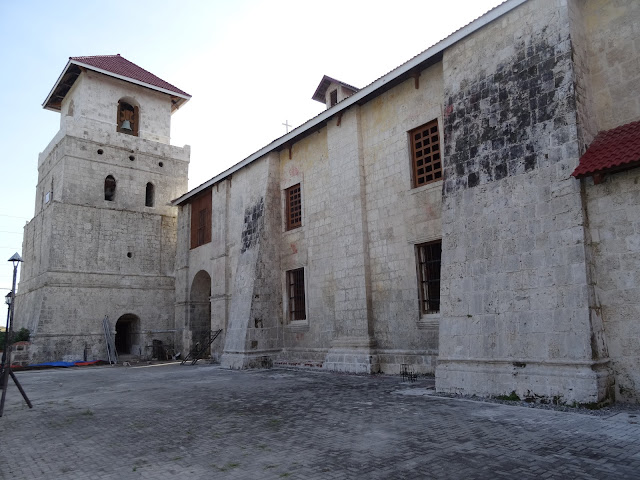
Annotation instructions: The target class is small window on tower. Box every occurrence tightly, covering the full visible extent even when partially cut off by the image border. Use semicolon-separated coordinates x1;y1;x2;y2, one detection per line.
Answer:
330;89;338;107
145;182;154;207
117;100;139;136
105;175;116;201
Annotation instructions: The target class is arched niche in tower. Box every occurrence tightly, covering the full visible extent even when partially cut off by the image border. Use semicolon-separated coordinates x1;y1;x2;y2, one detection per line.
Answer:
116;97;139;136
104;175;116;201
145;182;155;207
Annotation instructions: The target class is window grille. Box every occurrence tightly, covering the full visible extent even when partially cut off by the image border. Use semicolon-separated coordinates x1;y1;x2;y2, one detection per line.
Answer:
416;241;441;314
286;184;302;230
287;268;306;321
410;119;441;187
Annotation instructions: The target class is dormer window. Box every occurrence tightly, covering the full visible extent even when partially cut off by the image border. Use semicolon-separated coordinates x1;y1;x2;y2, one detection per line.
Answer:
312;76;360;111
117;100;139;136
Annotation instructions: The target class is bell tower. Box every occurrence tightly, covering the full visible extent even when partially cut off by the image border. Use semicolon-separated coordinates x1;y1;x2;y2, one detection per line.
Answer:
16;55;191;363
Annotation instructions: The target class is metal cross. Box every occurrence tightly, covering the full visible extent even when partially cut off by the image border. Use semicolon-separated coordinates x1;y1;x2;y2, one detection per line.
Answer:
282;120;292;133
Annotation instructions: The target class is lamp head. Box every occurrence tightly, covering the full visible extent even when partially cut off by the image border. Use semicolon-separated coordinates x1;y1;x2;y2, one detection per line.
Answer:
8;253;22;268
5;292;11;306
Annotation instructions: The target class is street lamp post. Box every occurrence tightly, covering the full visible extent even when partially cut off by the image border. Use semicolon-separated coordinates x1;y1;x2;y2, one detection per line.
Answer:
0;253;32;417
0;292;13;385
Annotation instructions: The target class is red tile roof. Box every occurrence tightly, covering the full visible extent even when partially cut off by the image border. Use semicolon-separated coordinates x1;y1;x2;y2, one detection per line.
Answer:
70;54;190;97
572;121;640;178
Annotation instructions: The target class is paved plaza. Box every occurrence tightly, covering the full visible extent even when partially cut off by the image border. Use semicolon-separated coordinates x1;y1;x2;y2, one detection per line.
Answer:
1;363;639;479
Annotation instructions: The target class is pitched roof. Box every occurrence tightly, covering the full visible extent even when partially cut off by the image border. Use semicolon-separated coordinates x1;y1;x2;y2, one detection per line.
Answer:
71;55;190;97
43;54;190;112
572;121;640;179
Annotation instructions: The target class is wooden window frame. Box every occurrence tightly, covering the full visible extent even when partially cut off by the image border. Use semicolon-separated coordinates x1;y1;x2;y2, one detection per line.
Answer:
416;240;442;314
287;268;306;322
285;184;302;231
190;190;212;249
410;119;442;188
330;89;338;107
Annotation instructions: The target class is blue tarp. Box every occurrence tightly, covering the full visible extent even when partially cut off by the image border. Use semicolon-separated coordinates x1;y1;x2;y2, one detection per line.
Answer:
28;360;102;368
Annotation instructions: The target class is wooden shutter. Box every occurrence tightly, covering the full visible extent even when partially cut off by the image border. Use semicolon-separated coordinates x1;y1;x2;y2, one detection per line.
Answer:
190;189;212;249
133;106;139;137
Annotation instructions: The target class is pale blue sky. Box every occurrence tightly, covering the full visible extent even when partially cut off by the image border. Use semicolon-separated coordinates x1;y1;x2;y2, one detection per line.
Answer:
0;0;502;293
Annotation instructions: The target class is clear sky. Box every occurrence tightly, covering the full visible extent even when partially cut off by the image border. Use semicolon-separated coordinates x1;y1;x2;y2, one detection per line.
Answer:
0;0;502;294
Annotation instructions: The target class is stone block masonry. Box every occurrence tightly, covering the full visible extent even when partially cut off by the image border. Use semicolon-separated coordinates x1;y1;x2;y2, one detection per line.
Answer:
221;152;284;369
436;0;612;403
16;60;189;364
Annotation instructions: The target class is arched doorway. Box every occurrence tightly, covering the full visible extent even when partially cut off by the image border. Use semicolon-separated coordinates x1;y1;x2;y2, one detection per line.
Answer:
115;314;141;355
190;271;211;353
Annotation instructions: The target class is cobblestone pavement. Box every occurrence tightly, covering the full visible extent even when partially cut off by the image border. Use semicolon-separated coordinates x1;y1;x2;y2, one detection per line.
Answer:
1;364;639;479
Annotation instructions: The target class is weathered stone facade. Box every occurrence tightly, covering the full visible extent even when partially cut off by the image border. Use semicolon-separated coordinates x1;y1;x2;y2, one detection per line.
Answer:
574;0;640;403
16;59;189;363
172;0;640;403
436;0;608;402
16;0;640;404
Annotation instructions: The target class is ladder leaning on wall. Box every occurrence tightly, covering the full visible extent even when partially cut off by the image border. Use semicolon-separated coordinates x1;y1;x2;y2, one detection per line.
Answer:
102;316;118;365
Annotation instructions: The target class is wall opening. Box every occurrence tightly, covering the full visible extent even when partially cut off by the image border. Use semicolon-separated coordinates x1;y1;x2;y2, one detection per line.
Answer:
115;314;141;355
145;182;154;207
189;270;211;355
104;175;116;201
117;99;139;136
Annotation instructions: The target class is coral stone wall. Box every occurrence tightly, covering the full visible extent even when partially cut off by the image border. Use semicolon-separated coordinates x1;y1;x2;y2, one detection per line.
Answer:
436;0;611;403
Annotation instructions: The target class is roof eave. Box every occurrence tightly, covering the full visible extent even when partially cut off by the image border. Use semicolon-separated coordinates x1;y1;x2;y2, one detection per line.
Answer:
573;160;640;180
43;59;191;112
42;59;74;111
172;0;528;206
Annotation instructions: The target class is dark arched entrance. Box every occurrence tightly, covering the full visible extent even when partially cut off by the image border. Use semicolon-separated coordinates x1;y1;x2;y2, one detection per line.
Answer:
115;314;141;355
189;271;211;353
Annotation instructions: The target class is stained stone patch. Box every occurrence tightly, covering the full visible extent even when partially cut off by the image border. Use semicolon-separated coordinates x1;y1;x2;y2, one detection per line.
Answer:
443;34;574;195
240;197;264;253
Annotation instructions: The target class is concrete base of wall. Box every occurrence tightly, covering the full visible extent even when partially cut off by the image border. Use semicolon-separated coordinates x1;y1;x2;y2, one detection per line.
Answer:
377;350;438;375
435;358;614;404
220;350;281;369
26;333;107;365
26;331;176;365
275;348;327;368
323;337;380;374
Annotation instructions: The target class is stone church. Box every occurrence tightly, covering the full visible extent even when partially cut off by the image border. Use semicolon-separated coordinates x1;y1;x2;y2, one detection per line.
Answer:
16;0;640;404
